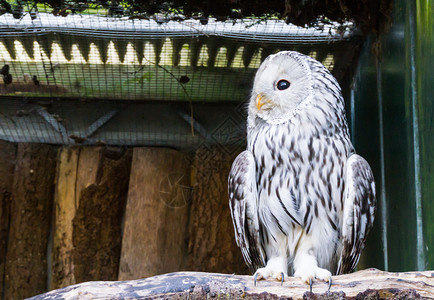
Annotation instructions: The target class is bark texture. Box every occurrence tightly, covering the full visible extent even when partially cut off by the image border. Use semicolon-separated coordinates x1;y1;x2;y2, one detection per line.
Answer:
72;147;132;283
186;146;249;275
51;147;78;289
118;148;191;280
29;269;434;299
3;143;58;300
51;147;132;289
0;141;16;298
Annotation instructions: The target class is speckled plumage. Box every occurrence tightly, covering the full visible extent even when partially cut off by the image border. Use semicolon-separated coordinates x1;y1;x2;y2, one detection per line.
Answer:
228;51;376;283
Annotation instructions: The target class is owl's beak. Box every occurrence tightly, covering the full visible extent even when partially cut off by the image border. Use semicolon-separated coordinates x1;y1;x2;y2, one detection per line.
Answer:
256;93;272;110
256;94;264;110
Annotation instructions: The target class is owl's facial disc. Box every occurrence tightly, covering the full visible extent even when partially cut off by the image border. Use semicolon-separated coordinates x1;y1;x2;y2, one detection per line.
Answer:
250;51;312;122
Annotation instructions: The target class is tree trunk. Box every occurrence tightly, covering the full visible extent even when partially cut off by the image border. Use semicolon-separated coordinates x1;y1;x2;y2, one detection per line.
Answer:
0;141;16;299
28;269;434;299
3;143;58;300
51;147;132;289
185;146;249;275
118;148;191;280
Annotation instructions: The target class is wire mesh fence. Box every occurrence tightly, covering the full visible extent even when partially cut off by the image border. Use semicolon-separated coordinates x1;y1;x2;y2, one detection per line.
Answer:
0;6;362;147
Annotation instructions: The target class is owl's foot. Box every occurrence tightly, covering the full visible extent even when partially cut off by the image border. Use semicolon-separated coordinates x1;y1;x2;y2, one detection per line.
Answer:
253;269;287;286
253;257;288;286
293;250;333;293
294;258;332;294
294;264;332;284
302;270;333;295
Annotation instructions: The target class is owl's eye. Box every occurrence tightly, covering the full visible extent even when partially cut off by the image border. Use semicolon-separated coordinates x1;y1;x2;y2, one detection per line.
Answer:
277;79;290;90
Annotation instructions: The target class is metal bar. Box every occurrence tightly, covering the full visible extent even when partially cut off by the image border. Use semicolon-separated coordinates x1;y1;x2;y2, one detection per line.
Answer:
83;108;120;138
0;13;356;43
408;0;425;271
376;60;388;271
37;108;72;144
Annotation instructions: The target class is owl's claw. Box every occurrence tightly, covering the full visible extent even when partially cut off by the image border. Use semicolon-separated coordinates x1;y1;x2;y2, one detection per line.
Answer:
328;276;333;291
253;272;259;286
309;278;313;293
280;272;284;285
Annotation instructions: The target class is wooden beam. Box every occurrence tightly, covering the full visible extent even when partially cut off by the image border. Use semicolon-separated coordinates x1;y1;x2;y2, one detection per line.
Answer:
118;148;191;280
3;143;58;300
185;146;249;275
0;141;16;298
51;147;132;289
72;147;132;283
51;147;95;289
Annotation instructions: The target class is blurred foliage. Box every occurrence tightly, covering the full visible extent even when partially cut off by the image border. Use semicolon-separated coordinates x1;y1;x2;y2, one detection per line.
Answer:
0;0;393;34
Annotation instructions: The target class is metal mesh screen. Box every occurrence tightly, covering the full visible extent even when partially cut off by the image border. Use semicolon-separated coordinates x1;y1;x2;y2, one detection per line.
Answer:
0;6;362;147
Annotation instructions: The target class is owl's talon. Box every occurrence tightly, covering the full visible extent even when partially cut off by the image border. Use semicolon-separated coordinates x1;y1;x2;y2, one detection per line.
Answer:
280;272;284;285
309;278;313;293
328;276;332;291
253;273;260;286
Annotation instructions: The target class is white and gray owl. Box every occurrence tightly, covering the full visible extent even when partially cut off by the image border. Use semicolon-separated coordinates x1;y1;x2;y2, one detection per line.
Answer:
228;51;376;286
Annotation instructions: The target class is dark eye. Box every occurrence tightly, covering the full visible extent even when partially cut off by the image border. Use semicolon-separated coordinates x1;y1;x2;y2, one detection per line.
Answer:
277;79;290;90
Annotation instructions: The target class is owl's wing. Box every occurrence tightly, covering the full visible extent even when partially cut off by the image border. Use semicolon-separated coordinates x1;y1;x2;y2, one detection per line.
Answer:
337;154;376;274
228;150;266;273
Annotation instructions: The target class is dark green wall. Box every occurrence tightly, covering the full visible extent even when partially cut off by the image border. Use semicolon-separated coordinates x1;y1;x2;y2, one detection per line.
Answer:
353;0;433;272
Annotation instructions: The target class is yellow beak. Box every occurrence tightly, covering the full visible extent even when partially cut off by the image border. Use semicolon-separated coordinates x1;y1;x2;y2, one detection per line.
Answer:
256;94;264;110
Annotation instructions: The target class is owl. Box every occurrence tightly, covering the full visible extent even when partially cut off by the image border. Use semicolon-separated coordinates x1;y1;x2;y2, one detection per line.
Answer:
228;51;376;288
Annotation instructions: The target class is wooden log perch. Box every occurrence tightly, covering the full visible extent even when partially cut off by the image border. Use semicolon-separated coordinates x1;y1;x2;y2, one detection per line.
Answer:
28;269;433;299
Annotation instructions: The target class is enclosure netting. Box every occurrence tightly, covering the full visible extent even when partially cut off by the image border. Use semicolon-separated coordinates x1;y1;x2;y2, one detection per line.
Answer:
0;5;362;149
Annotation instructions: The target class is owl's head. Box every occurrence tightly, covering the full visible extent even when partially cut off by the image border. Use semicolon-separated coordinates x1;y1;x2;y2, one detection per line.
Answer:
249;51;314;123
